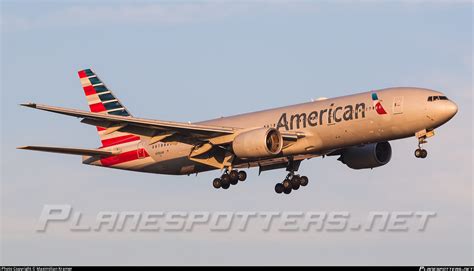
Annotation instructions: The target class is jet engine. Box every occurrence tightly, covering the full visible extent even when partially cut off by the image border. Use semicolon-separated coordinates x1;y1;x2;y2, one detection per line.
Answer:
338;142;392;169
232;128;283;159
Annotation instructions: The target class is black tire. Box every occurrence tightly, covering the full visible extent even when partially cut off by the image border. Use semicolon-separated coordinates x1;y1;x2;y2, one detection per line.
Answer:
221;174;231;186
300;176;309;186
291;178;300;190
238;171;247;182
283;187;292;194
421;149;428;158
212;178;221;189
222;182;230;189
282;179;291;189
275;183;284;194
230;177;238;185
415;149;422;158
229;170;239;181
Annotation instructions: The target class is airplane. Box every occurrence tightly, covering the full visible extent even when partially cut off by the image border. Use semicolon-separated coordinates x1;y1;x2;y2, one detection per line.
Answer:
18;69;458;194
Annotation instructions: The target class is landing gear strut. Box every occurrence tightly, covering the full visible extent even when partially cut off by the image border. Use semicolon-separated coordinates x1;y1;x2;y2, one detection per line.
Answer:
212;169;247;190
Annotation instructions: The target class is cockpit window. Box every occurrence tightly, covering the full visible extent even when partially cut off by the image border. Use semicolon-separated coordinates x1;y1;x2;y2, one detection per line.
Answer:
427;95;449;102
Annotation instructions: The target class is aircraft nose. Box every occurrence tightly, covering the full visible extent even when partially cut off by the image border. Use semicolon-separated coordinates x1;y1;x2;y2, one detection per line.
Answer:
445;100;458;118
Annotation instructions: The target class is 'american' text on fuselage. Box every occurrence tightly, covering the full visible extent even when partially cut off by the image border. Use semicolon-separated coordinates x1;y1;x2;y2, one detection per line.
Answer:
277;102;367;131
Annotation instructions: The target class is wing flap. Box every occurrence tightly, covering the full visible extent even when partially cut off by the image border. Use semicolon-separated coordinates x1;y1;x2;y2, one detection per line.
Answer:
17;145;116;156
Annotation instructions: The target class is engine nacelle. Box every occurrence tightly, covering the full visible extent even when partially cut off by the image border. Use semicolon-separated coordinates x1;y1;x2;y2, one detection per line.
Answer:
339;142;392;169
232;128;283;159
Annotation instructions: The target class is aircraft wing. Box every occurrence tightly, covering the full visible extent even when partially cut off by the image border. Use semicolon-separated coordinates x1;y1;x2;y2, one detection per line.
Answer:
21;103;302;144
21;103;235;138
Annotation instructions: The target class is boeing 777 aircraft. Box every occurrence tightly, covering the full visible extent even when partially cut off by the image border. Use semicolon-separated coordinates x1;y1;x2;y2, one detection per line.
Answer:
18;69;458;194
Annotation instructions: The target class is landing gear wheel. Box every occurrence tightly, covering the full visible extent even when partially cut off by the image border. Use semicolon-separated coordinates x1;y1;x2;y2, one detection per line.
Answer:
238;171;247;182
420;149;428;158
221;174;231;187
300;176;308;187
212;178;222;189
230;177;238;185
282;179;292;190
415;149;428;158
221;182;230;189
291;177;300;190
283;187;292;194
229;170;239;181
275;183;284;194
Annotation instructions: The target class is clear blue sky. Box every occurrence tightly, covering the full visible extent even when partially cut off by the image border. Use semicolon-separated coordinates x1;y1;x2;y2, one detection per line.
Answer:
1;1;472;265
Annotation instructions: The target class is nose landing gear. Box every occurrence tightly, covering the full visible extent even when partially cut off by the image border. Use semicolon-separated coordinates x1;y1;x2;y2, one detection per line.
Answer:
414;148;428;159
414;129;434;159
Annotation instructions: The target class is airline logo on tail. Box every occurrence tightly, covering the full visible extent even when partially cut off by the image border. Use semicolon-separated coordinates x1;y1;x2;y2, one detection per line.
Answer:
78;69;140;148
371;92;387;115
78;69;130;117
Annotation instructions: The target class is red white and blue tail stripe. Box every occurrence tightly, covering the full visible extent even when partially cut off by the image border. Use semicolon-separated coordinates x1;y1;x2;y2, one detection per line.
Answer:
78;69;140;148
78;68;131;116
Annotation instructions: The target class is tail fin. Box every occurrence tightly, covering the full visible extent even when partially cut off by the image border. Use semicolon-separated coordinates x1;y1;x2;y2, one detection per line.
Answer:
78;68;131;116
78;69;139;147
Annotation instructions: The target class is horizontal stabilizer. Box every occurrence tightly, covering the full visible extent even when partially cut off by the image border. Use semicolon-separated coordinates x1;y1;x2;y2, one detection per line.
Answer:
17;145;117;156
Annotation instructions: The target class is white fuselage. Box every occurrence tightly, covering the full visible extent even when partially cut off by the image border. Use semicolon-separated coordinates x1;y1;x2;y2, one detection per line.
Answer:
92;87;457;174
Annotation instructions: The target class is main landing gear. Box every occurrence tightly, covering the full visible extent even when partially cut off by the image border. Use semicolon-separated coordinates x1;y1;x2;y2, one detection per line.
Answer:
212;170;247;190
414;129;434;159
274;173;309;195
